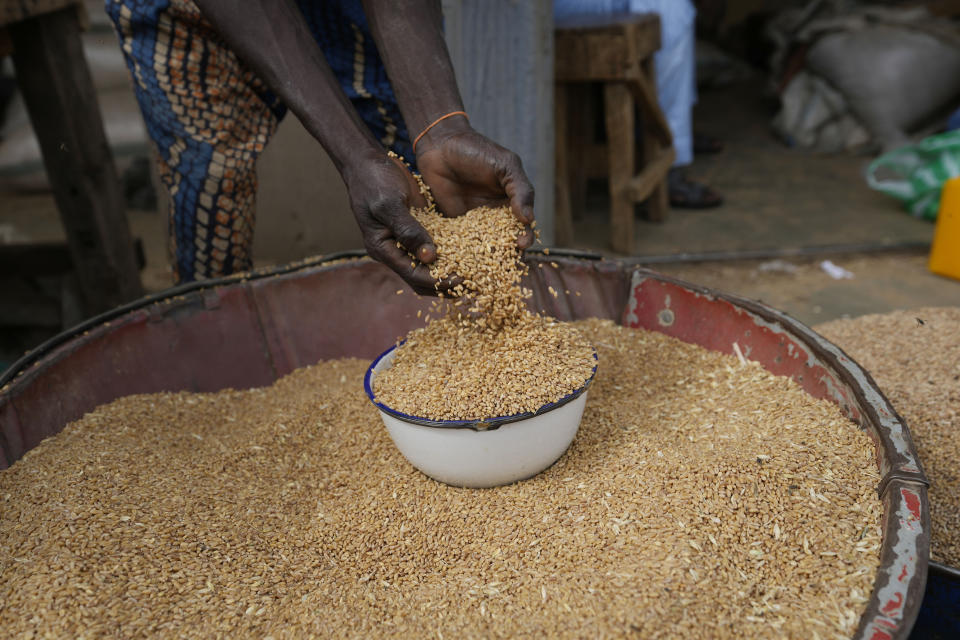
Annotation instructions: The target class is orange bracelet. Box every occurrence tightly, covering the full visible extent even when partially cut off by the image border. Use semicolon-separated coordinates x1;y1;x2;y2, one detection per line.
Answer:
412;111;468;153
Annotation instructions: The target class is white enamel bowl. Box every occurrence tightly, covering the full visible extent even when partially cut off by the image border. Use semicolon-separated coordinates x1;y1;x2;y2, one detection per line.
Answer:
364;345;598;489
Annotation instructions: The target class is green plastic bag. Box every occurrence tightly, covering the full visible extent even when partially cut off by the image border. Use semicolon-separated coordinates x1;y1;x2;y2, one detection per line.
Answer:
866;130;960;220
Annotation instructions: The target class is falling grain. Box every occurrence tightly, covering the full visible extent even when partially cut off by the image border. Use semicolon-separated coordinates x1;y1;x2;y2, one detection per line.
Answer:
380;200;594;420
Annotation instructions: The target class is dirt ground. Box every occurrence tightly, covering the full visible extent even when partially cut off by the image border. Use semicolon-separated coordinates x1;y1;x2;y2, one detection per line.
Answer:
650;251;960;326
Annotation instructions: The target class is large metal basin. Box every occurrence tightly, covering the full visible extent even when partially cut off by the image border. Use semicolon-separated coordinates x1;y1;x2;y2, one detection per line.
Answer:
0;251;930;639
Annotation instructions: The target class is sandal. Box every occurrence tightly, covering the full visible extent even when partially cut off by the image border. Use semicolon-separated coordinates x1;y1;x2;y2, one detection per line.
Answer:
668;169;723;209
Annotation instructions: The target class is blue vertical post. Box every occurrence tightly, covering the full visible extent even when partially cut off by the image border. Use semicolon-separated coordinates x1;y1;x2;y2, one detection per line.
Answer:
442;0;555;244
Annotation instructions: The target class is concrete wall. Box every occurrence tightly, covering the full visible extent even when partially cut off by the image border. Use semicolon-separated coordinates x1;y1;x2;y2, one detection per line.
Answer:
253;117;358;263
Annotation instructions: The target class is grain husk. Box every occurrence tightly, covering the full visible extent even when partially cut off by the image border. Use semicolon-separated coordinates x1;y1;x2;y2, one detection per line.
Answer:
816;307;960;567
0;320;881;639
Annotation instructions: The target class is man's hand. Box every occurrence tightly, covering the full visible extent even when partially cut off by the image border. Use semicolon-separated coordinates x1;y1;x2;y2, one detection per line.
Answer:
415;120;536;249
361;0;535;250
341;152;452;295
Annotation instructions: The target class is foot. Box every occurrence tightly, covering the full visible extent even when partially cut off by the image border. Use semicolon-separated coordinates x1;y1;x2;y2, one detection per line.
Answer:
693;132;724;155
668;168;723;209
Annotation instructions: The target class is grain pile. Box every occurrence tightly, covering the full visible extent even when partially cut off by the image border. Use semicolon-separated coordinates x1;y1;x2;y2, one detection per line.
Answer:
374;312;595;420
1;320;882;639
816;307;960;567
376;202;595;420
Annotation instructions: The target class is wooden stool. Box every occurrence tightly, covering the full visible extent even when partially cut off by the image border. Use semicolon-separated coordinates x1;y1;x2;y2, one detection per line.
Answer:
554;13;675;254
1;2;143;315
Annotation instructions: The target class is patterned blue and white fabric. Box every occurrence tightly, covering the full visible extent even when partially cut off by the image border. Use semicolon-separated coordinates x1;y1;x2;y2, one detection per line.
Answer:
106;0;410;282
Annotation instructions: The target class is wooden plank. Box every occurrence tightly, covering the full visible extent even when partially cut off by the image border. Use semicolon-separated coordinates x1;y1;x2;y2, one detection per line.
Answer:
0;400;24;468
555;15;660;82
566;84;599;215
641;158;670;222
0;240;145;277
553;83;573;246
640;56;670;222
628;72;672;147
922;0;960;17
0;287;61;327
60;273;84;329
581;142;609;181
554;11;659;32
0;242;72;275
9;7;143;316
0;0;78;28
624;16;661;59
555;31;630;82
603;82;634;255
628;146;675;201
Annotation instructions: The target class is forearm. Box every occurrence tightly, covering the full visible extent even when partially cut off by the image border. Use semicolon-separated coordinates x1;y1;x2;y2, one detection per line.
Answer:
193;0;382;171
361;0;467;141
363;0;534;229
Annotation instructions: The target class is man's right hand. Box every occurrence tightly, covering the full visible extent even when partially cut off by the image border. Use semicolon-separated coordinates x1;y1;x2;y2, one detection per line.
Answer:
341;152;451;296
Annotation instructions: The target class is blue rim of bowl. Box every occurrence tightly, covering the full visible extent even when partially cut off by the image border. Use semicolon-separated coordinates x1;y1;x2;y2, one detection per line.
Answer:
363;343;598;431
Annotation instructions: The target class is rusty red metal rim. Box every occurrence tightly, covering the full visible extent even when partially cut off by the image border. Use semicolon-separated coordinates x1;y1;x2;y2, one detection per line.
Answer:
0;250;371;389
618;266;931;640
930;561;960;580
0;251;934;639
0;249;598;390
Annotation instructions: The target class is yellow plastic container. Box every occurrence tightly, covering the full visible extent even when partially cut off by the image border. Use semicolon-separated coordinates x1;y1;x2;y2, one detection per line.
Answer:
929;176;960;281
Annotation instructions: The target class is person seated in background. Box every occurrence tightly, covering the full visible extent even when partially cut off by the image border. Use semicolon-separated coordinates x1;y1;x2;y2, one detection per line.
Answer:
554;0;724;209
106;0;535;291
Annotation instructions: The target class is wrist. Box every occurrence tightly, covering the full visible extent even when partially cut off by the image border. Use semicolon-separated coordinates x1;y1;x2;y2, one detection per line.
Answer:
339;144;389;181
316;118;383;173
413;112;472;157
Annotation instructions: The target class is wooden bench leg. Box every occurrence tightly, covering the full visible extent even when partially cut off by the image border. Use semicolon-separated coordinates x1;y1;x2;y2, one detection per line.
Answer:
639;57;670;222
643;140;670;222
568;84;595;220
554;83;574;246
603;82;635;255
9;7;143;316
